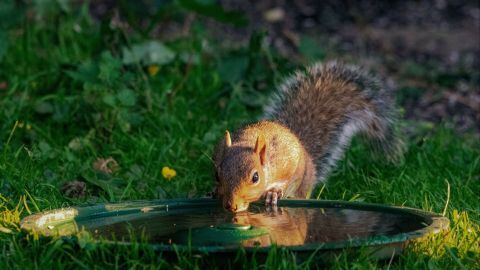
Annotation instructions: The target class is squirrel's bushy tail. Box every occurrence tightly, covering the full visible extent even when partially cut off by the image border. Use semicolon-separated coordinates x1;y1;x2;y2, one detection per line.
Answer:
263;61;404;182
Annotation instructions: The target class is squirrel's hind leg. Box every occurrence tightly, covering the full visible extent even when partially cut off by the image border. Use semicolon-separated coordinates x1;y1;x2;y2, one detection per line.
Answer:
296;154;317;199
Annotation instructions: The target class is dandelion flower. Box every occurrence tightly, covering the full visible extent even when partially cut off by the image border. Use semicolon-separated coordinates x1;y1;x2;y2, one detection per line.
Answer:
147;65;160;77
162;166;176;180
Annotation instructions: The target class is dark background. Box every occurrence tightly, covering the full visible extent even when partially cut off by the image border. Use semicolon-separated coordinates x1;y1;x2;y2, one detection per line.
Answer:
87;0;480;135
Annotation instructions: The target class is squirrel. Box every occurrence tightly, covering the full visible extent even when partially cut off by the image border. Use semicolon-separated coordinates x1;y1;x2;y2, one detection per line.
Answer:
213;61;402;213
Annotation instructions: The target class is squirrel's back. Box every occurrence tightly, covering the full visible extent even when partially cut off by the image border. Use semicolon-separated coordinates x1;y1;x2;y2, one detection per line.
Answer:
263;61;402;181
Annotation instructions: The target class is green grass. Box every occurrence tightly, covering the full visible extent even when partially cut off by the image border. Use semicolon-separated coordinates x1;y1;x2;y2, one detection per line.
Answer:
0;3;479;269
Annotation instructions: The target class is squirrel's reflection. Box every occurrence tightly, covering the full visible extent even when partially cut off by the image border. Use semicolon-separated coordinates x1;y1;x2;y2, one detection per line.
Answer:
233;207;407;247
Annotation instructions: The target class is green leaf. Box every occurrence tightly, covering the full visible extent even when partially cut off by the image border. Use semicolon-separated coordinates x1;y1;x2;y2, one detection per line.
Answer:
38;141;52;154
37;140;57;159
0;1;25;29
34;101;54;114
102;93;116;107
299;36;325;63
122;41;175;65
396;86;425;106
248;31;267;55
179;52;200;64
117;89;137;107
123;112;143;126
238;85;266;108
99;51;122;84
82;171;125;200
65;61;99;83
33;0;60;18
217;55;248;83
178;0;248;27
400;61;429;78
0;30;8;62
57;0;71;13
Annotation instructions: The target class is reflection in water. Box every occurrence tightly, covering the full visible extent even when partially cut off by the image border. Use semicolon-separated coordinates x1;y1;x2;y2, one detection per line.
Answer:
237;207;423;247
77;205;425;247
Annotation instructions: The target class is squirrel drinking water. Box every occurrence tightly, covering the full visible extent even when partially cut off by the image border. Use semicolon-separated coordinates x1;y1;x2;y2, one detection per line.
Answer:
213;62;402;212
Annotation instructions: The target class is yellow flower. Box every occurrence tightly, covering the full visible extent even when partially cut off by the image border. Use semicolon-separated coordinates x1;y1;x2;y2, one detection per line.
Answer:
147;65;160;77
17;122;24;128
162;166;176;181
26;124;32;130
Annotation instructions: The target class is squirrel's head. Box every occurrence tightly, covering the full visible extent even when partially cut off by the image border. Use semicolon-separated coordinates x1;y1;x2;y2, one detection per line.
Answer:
214;130;268;213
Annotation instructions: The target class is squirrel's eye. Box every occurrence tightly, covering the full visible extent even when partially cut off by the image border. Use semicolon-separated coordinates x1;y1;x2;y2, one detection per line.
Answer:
252;172;259;184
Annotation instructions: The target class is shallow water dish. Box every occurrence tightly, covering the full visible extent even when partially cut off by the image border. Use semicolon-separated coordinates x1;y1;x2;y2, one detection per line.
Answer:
20;199;448;259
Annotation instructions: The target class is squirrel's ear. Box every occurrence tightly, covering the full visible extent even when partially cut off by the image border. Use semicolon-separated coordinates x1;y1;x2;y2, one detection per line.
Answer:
225;130;232;147
254;134;267;166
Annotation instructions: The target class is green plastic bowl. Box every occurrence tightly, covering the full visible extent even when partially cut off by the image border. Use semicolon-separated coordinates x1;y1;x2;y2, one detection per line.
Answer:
20;199;448;258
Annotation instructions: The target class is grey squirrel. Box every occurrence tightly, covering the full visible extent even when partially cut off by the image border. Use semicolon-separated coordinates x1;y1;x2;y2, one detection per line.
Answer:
213;61;402;212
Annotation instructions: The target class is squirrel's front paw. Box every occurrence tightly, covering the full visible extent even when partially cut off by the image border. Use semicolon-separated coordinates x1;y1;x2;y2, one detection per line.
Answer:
264;188;283;205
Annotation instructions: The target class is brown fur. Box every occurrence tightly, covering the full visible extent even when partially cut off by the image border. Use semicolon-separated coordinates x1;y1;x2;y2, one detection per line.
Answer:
214;121;312;212
214;62;401;212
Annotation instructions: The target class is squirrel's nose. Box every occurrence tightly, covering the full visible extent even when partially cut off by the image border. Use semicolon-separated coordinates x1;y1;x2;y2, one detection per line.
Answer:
225;202;231;209
224;202;238;212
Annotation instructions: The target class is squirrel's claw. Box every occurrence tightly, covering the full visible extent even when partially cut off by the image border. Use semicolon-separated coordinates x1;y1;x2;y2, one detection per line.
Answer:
264;189;283;205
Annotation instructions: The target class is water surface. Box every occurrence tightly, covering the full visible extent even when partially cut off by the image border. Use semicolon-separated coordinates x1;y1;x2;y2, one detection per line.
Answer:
75;204;426;247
